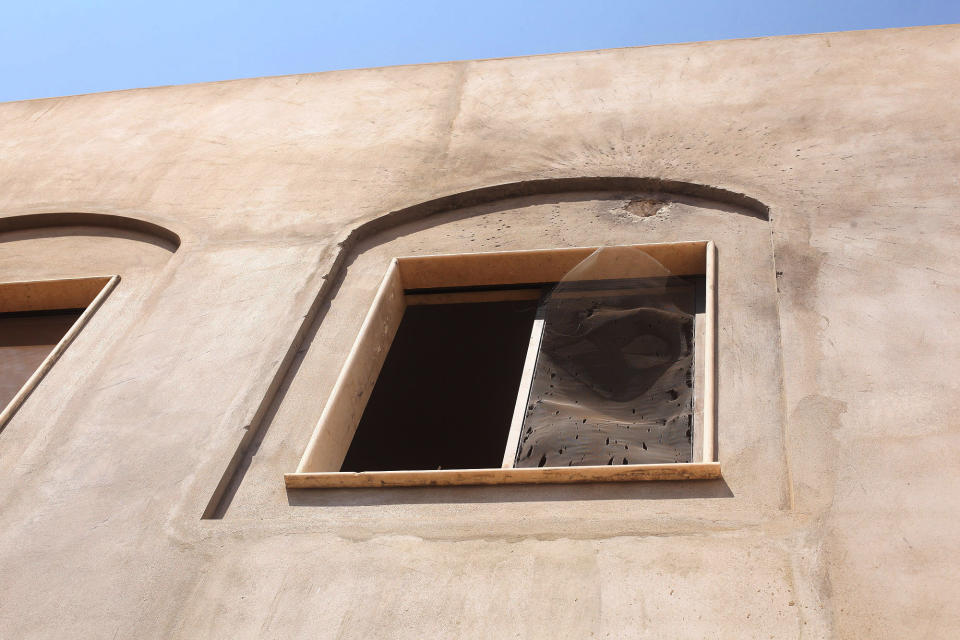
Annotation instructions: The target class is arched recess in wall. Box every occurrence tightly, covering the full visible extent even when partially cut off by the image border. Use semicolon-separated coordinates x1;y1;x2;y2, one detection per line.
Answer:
0;212;180;432
339;176;768;253
209;176;778;516
0;212;182;251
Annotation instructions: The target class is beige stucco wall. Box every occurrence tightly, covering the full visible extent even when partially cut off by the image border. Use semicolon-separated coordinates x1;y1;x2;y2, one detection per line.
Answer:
1;24;959;639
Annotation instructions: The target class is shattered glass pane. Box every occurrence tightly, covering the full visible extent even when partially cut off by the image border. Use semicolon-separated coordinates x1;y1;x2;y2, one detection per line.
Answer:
513;246;697;467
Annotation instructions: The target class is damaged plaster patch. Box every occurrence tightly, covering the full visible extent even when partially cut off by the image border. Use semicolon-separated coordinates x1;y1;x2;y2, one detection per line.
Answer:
623;198;668;218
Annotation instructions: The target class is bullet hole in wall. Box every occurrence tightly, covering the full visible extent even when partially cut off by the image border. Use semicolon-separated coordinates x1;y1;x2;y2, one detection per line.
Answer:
623;199;667;218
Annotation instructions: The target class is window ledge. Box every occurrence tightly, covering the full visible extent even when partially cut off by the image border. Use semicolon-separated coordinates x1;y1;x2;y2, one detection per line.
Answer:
285;462;721;489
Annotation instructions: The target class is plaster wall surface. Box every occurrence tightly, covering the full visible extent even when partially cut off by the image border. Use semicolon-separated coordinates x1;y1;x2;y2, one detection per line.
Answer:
1;24;959;639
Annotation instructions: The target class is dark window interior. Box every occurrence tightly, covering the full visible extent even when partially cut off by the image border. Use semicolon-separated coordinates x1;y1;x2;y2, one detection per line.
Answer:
0;309;83;409
340;298;537;472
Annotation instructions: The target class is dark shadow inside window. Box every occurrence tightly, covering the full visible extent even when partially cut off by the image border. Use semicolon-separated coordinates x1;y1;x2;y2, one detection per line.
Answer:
341;299;537;472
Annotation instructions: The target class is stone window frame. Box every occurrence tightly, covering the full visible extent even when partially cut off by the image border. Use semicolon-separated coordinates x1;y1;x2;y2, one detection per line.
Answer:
285;242;718;489
0;275;119;431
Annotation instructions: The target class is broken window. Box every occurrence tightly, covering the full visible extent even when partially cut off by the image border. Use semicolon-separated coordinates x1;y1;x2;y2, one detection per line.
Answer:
512;273;699;468
288;242;717;488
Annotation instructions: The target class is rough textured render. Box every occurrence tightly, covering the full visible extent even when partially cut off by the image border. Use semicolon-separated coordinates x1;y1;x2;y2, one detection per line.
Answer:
0;24;958;639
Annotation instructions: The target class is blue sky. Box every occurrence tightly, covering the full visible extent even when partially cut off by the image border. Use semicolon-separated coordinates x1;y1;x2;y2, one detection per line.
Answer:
2;0;957;102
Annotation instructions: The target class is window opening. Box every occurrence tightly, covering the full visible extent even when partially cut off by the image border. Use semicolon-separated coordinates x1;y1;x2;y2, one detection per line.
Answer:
287;242;717;488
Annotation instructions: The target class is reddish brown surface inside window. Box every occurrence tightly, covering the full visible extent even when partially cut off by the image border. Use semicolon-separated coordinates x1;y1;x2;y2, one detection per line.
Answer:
0;310;82;409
